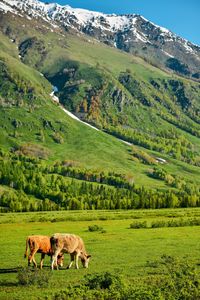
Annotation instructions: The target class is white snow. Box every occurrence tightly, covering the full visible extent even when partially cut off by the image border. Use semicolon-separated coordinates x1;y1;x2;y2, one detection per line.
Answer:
105;15;132;31
119;139;132;146
0;0;147;39
50;91;59;103
0;2;14;13
61;107;100;131
1;0;199;64
5;0;22;6
49;86;99;130
183;41;194;53
156;157;167;164
162;50;174;58
133;29;148;43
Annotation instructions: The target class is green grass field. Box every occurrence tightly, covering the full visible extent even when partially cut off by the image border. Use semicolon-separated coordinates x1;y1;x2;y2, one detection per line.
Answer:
1;209;200;299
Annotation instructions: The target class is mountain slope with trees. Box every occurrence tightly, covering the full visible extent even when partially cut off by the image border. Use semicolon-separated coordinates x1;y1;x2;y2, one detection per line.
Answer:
0;4;200;211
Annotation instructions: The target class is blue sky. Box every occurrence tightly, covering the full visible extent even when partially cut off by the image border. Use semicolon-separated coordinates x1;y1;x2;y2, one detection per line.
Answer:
41;0;200;45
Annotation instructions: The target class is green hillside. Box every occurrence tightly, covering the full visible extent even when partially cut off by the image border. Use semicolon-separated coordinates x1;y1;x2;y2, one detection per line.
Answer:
5;13;199;165
0;12;200;211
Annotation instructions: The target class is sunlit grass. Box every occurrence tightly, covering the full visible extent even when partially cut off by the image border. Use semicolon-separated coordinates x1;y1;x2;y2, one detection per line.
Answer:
1;208;200;299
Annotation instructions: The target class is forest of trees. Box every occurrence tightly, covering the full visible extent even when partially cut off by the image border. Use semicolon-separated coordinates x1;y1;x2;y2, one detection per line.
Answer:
0;150;200;212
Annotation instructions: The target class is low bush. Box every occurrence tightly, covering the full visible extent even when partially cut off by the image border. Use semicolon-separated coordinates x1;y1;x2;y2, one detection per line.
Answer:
88;224;104;232
53;256;200;300
53;272;126;300
84;272;125;290
52;132;64;144
130;221;148;229
131;218;200;229
17;267;52;287
151;220;167;228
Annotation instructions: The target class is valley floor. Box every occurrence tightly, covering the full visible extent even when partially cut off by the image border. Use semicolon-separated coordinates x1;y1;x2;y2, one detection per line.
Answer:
0;208;200;299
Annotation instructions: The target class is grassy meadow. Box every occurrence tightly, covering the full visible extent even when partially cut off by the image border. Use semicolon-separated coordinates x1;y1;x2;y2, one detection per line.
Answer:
1;208;200;299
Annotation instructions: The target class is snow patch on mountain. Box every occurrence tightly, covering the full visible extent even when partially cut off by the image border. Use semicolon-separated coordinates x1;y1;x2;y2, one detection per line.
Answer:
0;0;171;40
1;0;200;76
162;50;174;58
0;1;14;13
183;41;194;53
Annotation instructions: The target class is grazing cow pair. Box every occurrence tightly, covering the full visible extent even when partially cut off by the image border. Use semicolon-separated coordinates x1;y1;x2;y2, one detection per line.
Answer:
24;234;91;270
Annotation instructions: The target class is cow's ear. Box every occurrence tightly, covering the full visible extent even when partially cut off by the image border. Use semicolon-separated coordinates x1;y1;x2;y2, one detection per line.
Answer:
87;254;91;258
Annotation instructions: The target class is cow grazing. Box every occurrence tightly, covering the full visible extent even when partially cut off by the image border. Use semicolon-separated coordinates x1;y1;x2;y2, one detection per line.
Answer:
24;235;64;269
50;233;91;270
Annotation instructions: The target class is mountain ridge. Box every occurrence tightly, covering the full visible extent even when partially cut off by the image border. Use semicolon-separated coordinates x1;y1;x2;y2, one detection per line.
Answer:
1;0;200;80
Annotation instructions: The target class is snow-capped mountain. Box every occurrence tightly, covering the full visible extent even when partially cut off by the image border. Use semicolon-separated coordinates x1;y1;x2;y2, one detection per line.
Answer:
0;0;200;78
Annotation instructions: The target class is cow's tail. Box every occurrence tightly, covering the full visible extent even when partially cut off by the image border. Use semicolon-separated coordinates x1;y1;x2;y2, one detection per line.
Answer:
24;237;29;258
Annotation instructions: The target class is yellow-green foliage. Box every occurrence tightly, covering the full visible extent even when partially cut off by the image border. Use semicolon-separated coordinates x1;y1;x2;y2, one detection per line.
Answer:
131;145;157;165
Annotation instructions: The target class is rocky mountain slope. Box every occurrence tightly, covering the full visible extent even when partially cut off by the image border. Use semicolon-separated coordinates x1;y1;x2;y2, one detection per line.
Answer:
1;0;200;79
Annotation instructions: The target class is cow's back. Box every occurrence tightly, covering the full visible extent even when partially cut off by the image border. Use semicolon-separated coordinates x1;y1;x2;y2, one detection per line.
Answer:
51;234;84;253
28;235;51;254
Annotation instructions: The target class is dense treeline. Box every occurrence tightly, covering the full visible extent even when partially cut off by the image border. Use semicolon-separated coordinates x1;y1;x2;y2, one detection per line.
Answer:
0;151;200;212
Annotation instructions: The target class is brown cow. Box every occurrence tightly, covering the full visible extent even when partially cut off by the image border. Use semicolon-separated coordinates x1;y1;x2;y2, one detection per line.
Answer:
50;233;91;270
24;235;64;269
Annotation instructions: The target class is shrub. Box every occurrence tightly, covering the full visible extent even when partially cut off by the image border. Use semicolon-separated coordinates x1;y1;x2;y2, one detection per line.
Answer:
52;132;64;144
158;255;200;299
131;146;157;165
88;224;103;232
151;220;167;228
151;218;200;229
17;267;52;287
130;221;148;229
53;272;126;300
16;143;50;159
190;218;200;226
53;257;200;299
84;272;124;290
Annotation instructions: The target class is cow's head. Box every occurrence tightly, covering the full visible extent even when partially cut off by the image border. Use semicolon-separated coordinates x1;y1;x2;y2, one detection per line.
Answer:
80;253;91;268
57;253;64;267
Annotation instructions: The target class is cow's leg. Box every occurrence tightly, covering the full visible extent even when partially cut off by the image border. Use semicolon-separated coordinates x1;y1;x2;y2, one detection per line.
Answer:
75;253;79;269
28;253;32;266
28;246;33;266
67;253;74;269
51;251;59;270
40;253;45;269
29;249;38;268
